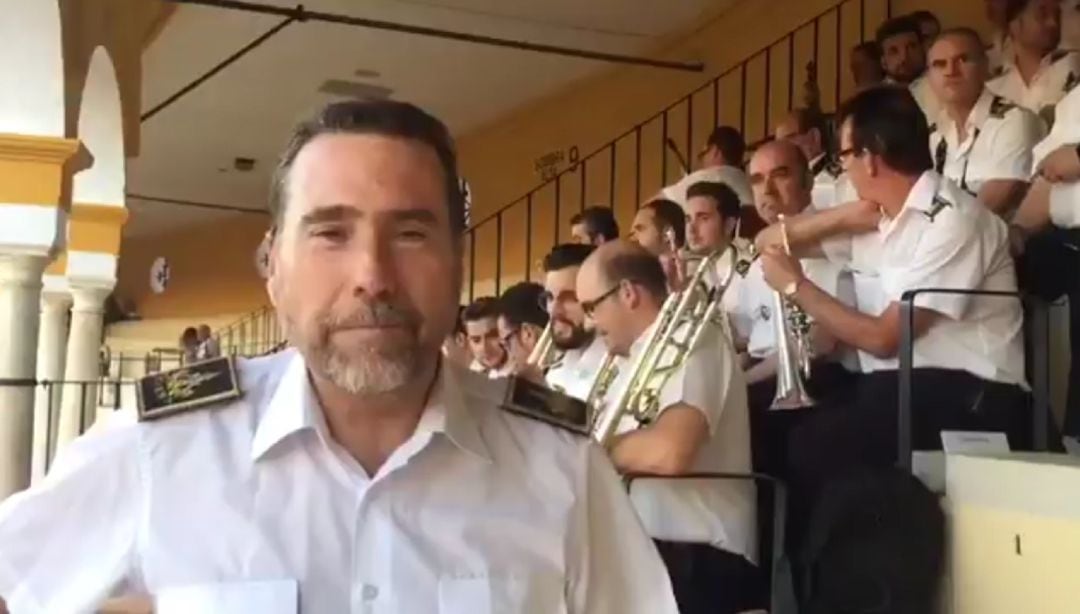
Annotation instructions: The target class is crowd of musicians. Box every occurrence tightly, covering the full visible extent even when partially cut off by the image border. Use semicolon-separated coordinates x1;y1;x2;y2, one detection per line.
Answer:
452;3;1080;610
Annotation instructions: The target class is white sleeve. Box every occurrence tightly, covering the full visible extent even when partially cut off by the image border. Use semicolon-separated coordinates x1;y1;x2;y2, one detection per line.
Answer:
982;110;1045;181
657;326;734;434
881;211;986;320
567;444;679;614
0;425;143;613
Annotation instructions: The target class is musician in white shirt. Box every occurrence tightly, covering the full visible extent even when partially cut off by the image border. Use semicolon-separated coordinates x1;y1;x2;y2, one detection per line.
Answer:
877;15;943;123
462;296;513;379
737;141;858;422
662;126;754;207
756;87;1032;494
927;27;1045;213
576;240;759;614
539;244;610;400
684;181;752;319
1012;85;1080;437
495;282;548;374
987;0;1080;125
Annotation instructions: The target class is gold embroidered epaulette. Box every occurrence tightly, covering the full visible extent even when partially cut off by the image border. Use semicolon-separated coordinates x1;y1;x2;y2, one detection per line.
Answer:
136;356;242;422
824;158;843;179
735;257;752;278
501;377;590;436
989;96;1015;119
924;195;953;223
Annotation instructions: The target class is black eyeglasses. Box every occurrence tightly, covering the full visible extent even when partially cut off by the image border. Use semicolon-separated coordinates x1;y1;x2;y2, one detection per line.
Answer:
500;328;518;348
580;283;622;317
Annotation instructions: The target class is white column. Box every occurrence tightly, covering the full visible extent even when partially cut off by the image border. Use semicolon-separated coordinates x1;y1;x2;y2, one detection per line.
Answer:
30;289;70;483
0;254;48;499
55;285;109;449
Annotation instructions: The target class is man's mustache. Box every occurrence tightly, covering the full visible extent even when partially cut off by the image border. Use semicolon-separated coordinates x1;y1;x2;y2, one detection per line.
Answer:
321;301;418;332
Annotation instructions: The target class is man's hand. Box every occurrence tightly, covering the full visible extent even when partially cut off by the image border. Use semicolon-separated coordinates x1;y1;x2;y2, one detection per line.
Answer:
838;198;883;233
513;362;547;384
760;246;805;292
659;252;688;292
1037;144;1080;183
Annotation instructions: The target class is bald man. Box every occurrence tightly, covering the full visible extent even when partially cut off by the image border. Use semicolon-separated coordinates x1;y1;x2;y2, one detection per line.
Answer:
738;141;858;474
576;240;760;614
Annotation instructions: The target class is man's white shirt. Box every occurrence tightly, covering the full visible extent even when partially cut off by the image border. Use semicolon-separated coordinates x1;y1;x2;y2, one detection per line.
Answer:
929;89;1045;196
604;318;756;565
1032;85;1080;228
808;154;845;211
545;335;611;401
988;49;1080;124
0;350;678;614
820;172;1026;385
662;165;754;207
910;74;944;125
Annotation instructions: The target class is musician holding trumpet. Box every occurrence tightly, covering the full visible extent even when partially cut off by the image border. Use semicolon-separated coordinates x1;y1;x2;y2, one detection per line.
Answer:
575;241;761;614
755;87;1033;496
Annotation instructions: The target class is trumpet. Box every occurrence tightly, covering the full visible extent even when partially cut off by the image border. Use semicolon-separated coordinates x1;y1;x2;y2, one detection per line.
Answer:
770;214;815;410
526;321;560;370
589;247;738;445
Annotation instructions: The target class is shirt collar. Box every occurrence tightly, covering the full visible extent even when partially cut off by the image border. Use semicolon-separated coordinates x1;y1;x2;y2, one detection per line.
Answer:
251;352;492;463
628;317;662;360
939;89;994;148
896;171;941;217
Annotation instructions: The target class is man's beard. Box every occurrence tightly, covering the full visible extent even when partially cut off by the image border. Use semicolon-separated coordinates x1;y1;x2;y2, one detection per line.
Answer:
287;300;423;396
551;318;594;351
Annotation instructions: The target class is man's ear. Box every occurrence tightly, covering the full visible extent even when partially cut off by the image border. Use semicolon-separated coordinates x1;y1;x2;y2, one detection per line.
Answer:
265;228;280;306
723;217;739;240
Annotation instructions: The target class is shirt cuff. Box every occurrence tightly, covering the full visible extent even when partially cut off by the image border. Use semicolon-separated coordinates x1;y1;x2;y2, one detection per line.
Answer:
1050;182;1080;229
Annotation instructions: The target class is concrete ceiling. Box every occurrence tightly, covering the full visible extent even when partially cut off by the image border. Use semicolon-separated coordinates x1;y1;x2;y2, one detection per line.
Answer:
125;0;734;237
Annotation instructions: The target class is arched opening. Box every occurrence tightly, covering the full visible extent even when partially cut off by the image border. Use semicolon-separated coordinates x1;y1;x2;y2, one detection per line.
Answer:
73;46;125;205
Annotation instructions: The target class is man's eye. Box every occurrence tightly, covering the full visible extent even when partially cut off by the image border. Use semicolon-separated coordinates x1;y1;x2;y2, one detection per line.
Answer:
312;227;347;241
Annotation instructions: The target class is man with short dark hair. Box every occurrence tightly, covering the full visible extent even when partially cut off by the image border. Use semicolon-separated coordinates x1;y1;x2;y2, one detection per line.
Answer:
756;86;1031;491
684;180;750;319
988;0;1080;123
462;296;512;378
495;282;549;373
0;100;678;613
910;10;942;52
877;15;942;121
630;198;686;256
927;27;1045;213
569;206;619;245
540;243;610;400
662;126;754;208
576;240;759;614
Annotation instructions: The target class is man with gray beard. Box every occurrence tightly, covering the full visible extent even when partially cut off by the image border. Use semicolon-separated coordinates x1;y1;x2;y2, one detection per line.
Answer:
0;101;677;614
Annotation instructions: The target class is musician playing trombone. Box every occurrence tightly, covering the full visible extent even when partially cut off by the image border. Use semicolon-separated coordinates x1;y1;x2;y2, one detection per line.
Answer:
734;139;860;475
576;240;761;614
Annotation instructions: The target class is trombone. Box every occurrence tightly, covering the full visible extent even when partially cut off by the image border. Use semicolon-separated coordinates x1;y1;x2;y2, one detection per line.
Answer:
589;247;738;446
769;214;815;410
526;321;560;370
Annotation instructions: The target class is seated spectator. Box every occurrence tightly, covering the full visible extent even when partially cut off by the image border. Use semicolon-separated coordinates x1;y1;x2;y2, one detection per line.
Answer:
569;206;620;245
662;126;754;208
196;324;222;360
179;327;199;364
877;14;942;121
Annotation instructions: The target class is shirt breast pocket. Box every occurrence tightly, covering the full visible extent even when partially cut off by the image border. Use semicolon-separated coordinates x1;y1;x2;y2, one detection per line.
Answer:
155;579;298;614
438;574;567;614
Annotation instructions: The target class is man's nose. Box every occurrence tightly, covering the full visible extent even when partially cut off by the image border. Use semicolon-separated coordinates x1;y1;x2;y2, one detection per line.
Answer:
347;227;397;299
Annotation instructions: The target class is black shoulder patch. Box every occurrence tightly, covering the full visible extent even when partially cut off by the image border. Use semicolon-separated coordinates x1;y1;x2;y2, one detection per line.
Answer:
136;357;242;422
735;257;752;278
989;96;1015;119
1050;49;1070;64
924;195;953;223
824;158;843;178
501;377;590;436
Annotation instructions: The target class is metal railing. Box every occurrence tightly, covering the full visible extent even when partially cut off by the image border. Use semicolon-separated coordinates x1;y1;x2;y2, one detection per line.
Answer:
0;377;137;473
463;0;894;300
213;305;284;357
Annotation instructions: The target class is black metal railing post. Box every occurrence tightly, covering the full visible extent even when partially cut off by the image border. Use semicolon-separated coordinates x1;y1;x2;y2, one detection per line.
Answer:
661;112;670;184
525;194;534;281
494;212;503;296
634;127;642;207
554;176;562;244
608;144;616;208
468;231;477;302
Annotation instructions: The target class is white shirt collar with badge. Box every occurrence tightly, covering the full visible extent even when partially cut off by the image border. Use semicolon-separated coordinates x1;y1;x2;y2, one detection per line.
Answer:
987;48;1080;120
0;349;679;614
1033;86;1080;228
606;314;757;564
929;88;1046;195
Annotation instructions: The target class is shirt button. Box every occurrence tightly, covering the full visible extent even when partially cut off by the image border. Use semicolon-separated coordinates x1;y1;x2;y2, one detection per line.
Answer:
361;584;379;601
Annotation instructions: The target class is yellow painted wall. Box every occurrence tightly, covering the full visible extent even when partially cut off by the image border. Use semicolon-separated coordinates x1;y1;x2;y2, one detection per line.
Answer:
115;214;271;320
116;0;986;317
457;0;989;297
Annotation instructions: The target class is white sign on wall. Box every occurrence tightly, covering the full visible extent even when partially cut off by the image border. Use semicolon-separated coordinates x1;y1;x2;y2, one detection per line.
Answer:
150;256;170;294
